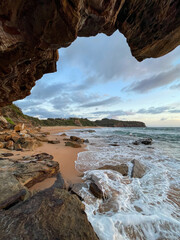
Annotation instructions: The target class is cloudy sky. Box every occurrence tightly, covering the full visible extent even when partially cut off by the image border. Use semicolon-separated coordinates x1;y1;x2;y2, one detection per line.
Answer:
15;31;180;127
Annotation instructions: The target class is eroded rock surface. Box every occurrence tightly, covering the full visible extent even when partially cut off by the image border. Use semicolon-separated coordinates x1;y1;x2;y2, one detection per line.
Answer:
131;159;146;178
0;171;27;210
0;153;59;188
0;0;179;106
0;188;99;240
99;164;128;176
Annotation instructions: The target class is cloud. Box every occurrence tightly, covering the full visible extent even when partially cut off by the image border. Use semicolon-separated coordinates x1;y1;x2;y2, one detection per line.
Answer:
137;106;169;114
30;81;68;100
161;118;167;121
169;109;180;113
124;65;180;93
92;110;135;117
91;105;180;119
61;31;180;86
170;82;180;89
80;97;121;108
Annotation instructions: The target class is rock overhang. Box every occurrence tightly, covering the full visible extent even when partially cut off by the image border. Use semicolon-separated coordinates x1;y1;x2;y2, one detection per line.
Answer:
0;0;179;107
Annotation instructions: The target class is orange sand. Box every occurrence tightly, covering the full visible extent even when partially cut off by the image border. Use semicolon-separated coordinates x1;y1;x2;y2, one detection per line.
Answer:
15;126;91;191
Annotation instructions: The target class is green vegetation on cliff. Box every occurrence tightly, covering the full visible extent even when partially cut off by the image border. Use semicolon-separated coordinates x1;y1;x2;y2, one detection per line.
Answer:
95;118;146;127
1;104;146;128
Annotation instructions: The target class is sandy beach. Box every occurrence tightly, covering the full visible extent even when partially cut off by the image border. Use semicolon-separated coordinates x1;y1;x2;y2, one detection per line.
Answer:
17;126;91;191
29;126;90;191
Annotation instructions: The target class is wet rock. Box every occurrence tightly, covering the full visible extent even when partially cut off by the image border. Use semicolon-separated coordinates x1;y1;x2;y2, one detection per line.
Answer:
84;139;89;143
0;172;28;210
77;139;85;144
110;143;120;146
70;136;81;141
86;130;96;133
131;160;146;178
65;142;81;148
60;133;67;136
133;138;152;145
90;182;104;199
48;140;60;144
99;164;128;176
70;183;88;201
0;188;98;240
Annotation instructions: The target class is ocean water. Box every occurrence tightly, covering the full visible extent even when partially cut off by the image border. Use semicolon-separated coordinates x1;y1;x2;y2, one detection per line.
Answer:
69;127;180;240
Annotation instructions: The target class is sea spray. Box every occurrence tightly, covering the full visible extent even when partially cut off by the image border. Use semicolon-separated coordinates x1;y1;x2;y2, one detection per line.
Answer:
71;127;180;240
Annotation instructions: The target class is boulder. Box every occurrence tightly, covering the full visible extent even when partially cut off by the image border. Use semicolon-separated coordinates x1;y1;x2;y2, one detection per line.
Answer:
0;142;5;148
31;153;54;161
99;164;128;176
65;142;81;148
4;135;12;141
0;172;28;210
60;133;67;136
48;140;60;144
84;139;89;143
133;138;152;145
11;133;20;143
14;159;59;188
21;139;42;150
89;182;104;199
14;143;22;151
14;123;25;132
5;140;14;150
131;160;146;178
87;130;96;133
70;136;80;141
77;139;85;144
70;183;88;201
0;188;98;240
0;154;59;189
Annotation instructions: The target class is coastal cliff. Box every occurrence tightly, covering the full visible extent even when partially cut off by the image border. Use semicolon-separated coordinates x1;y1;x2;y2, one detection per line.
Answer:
95;118;146;127
1;104;146;128
0;0;179;107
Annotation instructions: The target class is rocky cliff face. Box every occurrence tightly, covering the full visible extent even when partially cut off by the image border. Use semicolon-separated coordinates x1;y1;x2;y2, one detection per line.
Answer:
0;0;179;107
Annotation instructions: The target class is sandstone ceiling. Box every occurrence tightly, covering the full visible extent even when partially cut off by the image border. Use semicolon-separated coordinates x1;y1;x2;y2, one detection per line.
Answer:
0;0;179;107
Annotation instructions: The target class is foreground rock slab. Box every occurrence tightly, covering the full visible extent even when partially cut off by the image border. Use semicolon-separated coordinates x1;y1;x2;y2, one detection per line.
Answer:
0;188;99;240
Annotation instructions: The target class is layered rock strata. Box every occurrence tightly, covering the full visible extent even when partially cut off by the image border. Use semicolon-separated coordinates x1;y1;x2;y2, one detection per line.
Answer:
0;0;179;106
